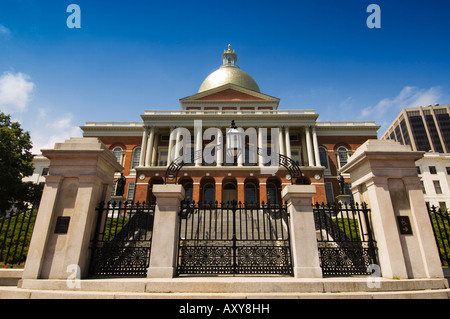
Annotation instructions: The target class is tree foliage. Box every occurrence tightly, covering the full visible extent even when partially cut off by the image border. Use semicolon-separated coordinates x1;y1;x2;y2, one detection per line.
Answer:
0;112;34;214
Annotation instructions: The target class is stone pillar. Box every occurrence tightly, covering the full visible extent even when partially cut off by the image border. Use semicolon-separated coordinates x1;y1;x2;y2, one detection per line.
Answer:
167;127;175;166
284;126;291;158
216;128;223;167
278;127;285;156
195;120;203;167
282;185;322;278
147;184;184;278
22;138;123;280
258;127;264;167
139;126;149;167
341;139;444;279
305;127;315;167
312;126;321;167
145;126;155;167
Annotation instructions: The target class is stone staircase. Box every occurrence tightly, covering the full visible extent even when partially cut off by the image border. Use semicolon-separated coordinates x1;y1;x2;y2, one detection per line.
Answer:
1;277;448;299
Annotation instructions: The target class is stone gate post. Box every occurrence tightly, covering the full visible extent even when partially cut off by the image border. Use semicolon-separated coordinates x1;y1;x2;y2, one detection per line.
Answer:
282;184;322;278
147;184;184;278
22;138;122;280
340;140;444;279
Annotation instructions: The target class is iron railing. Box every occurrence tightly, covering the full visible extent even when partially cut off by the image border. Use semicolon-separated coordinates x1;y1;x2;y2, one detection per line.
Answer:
427;205;450;267
313;202;378;277
0;203;39;268
177;201;293;276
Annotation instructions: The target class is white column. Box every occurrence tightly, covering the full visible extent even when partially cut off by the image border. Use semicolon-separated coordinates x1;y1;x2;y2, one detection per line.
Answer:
258;127;264;167
174;128;182;161
195;123;202;167
145;126;155;167
139;127;149;167
305;127;314;166
167;127;175;166
278;127;285;156
301;130;308;166
151;134;159;166
285;126;291;158
312;126;321;167
216;128;223;167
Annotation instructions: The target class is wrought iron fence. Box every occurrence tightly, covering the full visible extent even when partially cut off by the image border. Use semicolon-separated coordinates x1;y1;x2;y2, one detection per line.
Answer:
177;201;293;276
88;201;155;278
427;205;450;267
313;202;378;277
0;203;39;268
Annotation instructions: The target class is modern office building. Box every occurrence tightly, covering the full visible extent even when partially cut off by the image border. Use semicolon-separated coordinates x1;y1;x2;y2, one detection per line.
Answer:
381;104;450;210
81;45;379;204
381;104;450;153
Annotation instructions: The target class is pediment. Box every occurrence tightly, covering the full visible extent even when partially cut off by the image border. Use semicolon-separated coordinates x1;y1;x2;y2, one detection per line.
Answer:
180;83;279;102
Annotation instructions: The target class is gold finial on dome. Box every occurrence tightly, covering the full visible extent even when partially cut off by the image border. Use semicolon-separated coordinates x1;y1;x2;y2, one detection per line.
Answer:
198;45;260;93
222;44;237;65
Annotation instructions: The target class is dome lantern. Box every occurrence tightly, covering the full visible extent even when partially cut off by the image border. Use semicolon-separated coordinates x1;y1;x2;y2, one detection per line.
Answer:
222;44;237;66
198;45;261;93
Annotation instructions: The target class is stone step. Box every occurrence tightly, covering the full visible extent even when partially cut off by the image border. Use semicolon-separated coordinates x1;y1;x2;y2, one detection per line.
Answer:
4;277;447;299
1;286;449;299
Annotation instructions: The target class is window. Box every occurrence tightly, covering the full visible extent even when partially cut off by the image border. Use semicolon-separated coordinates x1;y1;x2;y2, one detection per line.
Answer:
158;150;168;166
126;182;135;201
113;147;123;165
244;183;257;204
421;181;426;194
183;183;193;202
433;180;442;194
446;167;450;175
291;149;301;166
416;166;421;175
439;202;447;211
266;183;278;205
325;183;334;204
429;166;437;174
130;147;141;169
203;183;215;204
319;147;329;171
337;147;349;168
42;167;49;176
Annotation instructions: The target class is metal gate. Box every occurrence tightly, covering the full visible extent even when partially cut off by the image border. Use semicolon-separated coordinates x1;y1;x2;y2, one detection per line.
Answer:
177;201;293;275
89;201;154;277
313;202;378;277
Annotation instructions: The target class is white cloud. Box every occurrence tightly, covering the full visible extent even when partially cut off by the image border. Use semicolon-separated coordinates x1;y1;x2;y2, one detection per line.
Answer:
0;25;10;37
0;70;82;154
0;71;35;113
360;86;442;120
30;113;83;154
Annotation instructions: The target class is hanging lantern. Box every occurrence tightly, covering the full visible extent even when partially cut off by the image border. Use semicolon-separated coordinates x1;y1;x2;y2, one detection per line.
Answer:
226;120;242;150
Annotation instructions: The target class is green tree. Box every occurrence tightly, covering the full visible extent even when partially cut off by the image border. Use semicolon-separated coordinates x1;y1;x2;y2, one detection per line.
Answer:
0;112;34;214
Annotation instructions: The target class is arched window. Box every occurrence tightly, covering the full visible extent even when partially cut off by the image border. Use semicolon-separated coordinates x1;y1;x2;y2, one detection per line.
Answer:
244;183;257;204
319;147;329;168
131;147;141;169
337;146;349;169
266;182;278;205
113;147;123;165
203;183;215;204
183;183;193;202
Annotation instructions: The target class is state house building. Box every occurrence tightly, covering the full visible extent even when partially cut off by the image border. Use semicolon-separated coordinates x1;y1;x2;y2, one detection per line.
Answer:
81;45;379;205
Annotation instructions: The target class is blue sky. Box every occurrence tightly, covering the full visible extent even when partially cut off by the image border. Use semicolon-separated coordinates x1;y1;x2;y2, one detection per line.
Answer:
0;0;449;153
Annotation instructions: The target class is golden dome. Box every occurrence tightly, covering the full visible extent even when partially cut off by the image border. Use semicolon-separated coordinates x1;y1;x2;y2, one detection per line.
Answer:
198;45;260;93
